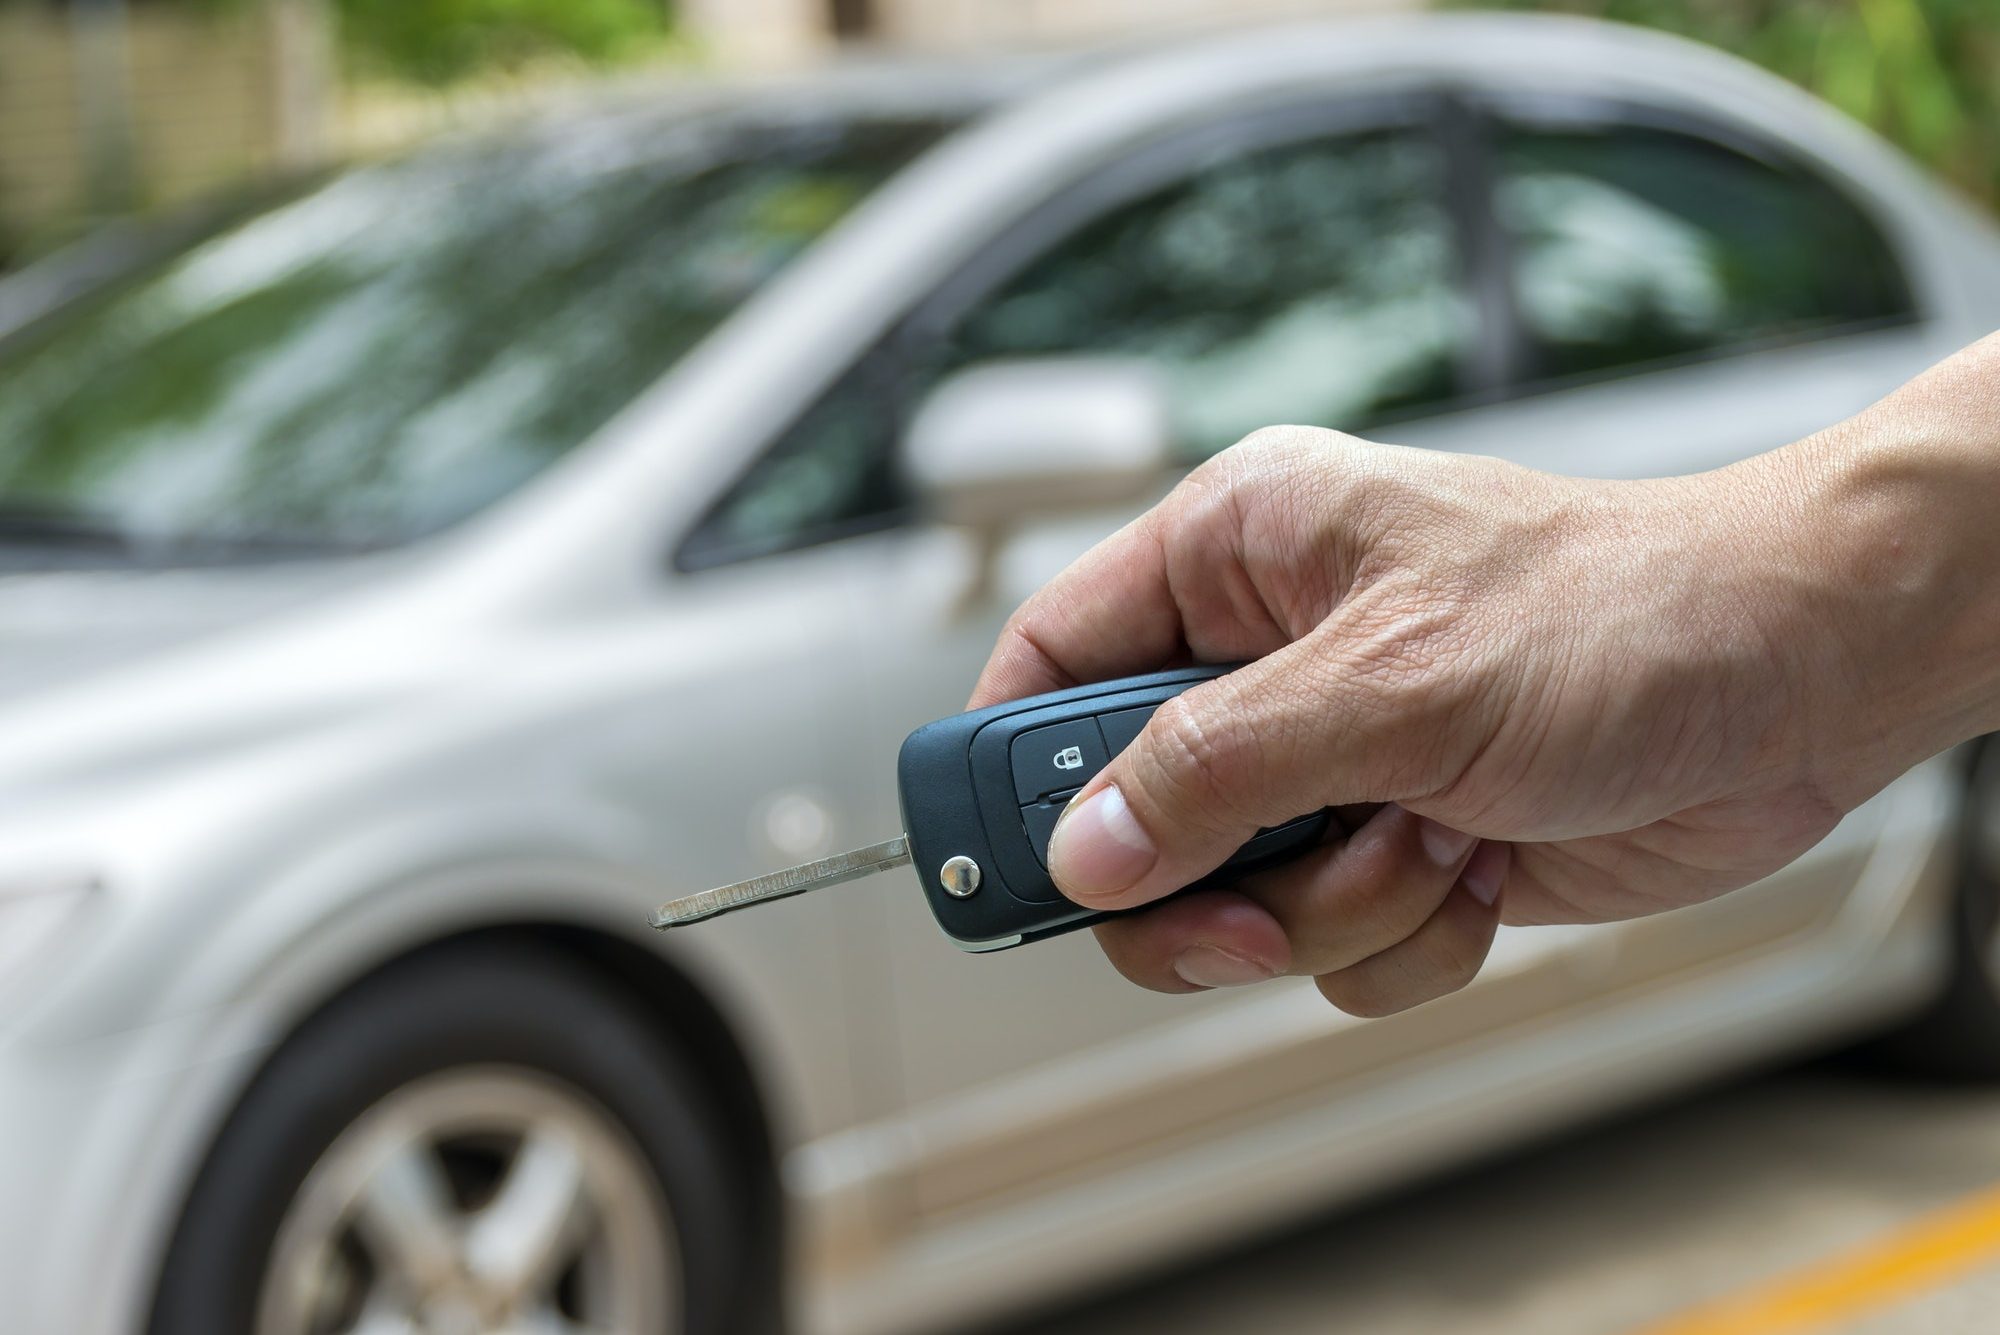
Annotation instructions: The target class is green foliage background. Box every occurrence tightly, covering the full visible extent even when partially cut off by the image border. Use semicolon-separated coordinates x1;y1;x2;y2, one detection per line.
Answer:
333;0;672;86
1457;0;2000;205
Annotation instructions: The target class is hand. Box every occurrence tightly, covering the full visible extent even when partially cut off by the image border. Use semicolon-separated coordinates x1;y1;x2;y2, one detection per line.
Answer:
968;337;2000;1015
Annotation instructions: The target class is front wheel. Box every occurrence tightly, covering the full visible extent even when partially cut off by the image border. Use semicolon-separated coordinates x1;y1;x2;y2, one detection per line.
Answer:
150;942;754;1335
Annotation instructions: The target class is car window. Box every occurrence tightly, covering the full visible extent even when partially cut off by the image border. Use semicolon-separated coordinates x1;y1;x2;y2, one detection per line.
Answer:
0;113;952;561
1494;120;1915;385
682;122;1465;569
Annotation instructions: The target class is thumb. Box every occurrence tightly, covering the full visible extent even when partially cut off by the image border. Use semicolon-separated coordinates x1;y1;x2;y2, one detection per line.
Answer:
1048;643;1398;909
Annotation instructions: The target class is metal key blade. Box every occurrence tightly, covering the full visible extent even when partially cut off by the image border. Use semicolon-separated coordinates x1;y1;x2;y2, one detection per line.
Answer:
650;835;911;929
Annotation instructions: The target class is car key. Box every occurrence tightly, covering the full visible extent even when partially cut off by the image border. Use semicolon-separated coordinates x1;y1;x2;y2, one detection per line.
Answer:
650;663;1330;952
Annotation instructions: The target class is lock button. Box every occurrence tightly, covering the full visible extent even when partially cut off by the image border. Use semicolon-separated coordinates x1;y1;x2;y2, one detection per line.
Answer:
1009;719;1108;804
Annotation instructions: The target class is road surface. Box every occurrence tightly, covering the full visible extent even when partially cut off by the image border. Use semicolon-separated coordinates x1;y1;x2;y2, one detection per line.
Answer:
968;1063;2000;1335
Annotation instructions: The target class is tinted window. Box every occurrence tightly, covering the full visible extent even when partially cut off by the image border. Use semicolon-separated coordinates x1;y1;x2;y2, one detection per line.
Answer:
0;113;950;561
684;123;1464;568
1496;122;1914;384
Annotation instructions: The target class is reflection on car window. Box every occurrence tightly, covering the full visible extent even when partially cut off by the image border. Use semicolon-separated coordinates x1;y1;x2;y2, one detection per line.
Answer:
0;113;950;557
685;125;1463;568
947;128;1463;455
1496;123;1914;384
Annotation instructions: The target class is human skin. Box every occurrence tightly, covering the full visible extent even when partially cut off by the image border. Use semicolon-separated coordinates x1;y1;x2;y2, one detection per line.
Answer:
967;333;2000;1016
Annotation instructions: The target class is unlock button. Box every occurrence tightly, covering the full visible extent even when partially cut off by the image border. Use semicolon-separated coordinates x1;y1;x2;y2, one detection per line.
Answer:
1010;719;1109;804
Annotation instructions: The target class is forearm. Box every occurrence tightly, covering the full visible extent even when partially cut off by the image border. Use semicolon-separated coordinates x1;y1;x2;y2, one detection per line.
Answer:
1746;333;2000;803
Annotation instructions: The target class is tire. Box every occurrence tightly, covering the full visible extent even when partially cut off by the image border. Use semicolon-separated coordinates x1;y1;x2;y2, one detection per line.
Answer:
1860;739;2000;1079
149;940;756;1335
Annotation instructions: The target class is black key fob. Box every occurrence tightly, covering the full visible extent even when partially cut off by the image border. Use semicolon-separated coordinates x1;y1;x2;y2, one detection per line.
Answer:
898;664;1329;951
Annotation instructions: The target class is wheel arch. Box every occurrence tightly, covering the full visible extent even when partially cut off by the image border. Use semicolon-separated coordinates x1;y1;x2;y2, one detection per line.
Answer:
143;917;787;1331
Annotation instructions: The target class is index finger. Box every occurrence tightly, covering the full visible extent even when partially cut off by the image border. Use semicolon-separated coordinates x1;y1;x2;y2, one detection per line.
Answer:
966;515;1187;709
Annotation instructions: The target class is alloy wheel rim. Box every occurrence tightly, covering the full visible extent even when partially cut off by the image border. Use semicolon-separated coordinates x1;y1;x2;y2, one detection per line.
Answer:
255;1065;679;1335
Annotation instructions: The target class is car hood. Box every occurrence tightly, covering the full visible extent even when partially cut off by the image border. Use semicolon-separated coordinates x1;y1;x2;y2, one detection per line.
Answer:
0;562;376;706
0;552;484;824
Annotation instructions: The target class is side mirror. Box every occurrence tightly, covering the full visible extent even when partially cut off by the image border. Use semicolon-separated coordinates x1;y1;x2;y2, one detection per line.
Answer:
901;358;1172;529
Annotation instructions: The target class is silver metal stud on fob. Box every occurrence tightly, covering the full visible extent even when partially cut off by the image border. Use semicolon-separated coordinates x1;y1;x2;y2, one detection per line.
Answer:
938;855;981;898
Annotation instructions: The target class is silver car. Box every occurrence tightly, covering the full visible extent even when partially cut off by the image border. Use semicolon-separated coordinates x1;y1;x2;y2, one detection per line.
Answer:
2;15;1998;1335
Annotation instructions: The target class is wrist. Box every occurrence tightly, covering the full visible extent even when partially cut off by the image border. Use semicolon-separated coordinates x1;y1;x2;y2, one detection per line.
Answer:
1751;387;2000;800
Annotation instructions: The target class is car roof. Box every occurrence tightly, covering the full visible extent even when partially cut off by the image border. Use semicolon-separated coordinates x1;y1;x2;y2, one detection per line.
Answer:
407;48;1060;156
388;10;1915;220
496;13;1761;127
0;13;1954;348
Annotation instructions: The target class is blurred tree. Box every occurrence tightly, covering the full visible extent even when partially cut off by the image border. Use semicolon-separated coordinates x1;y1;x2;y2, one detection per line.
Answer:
1456;0;2000;204
333;0;673;85
162;0;674;86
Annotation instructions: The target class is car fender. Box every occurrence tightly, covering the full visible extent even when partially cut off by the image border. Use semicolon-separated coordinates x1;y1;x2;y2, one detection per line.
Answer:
31;798;816;1335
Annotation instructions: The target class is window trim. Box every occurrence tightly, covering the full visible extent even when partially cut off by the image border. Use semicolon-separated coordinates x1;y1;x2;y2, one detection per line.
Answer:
673;89;1480;573
1458;89;1924;401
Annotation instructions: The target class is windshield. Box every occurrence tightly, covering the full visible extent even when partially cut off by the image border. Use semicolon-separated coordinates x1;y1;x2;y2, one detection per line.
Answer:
0;109;951;562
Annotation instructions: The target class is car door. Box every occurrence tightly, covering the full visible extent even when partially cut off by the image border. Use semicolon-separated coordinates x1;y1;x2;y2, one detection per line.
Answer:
854;101;1492;1106
1391;93;1952;987
681;82;1947;1235
678;91;1615;1221
1401;92;1946;479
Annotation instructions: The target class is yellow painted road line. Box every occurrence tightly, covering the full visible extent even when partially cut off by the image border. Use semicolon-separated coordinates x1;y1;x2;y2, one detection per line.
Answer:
1631;1179;2000;1335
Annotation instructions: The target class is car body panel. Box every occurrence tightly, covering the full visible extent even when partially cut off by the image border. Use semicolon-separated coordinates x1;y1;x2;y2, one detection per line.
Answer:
797;761;1956;1335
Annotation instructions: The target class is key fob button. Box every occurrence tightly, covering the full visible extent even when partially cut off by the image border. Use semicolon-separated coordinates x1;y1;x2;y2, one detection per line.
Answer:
1016;794;1076;902
1098;704;1156;757
1010;719;1108;804
1020;801;1064;868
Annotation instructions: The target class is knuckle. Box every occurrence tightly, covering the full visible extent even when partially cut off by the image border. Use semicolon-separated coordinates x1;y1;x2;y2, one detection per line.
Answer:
1313;913;1490;1017
1313;970;1403;1019
1231;423;1350;467
1230;424;1318;466
1139;692;1258;828
1282;868;1439;976
1418;929;1487;996
1158;462;1241;543
1332;596;1465;690
1195;426;1356;503
995;598;1053;656
1316;608;1489;796
1090;923;1182;994
1350;871;1447;951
